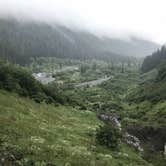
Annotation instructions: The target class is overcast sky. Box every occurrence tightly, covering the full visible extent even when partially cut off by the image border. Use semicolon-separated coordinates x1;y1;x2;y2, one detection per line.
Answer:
0;0;166;44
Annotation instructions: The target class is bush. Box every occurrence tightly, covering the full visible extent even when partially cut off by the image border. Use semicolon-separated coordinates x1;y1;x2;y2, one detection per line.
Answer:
96;124;122;150
0;60;60;104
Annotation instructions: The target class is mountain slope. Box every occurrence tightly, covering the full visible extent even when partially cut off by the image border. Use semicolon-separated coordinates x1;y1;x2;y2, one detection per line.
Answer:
141;46;166;73
137;46;166;102
100;37;160;57
125;50;166;166
0;18;159;65
0;90;151;166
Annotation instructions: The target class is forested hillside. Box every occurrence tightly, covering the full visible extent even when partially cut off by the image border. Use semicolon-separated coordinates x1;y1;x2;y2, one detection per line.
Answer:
124;46;166;166
141;46;166;72
135;46;166;102
0;18;159;65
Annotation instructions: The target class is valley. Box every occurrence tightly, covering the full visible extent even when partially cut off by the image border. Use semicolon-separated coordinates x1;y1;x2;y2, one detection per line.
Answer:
0;16;165;166
28;57;166;166
0;52;165;166
32;56;166;165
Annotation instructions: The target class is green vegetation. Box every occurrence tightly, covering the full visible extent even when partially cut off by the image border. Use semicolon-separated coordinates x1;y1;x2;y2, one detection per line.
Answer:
0;60;72;105
32;57;140;112
128;66;166;103
0;90;151;166
0;48;165;166
96;124;122;150
0;18;127;65
0;15;164;166
128;54;166;103
0;61;43;97
122;48;166;166
156;64;166;82
0;18;158;65
141;46;166;73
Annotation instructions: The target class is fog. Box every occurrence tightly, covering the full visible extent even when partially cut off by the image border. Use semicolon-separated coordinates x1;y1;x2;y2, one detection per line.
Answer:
0;0;166;44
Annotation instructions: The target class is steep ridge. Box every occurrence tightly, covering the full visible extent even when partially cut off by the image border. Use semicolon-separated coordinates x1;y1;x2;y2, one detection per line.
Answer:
0;18;159;65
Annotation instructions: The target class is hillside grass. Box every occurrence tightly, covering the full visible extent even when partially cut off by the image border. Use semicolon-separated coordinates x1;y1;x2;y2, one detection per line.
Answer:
0;90;151;166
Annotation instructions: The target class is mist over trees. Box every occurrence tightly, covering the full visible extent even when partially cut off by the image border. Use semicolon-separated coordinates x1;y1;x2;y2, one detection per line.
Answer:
0;18;159;65
141;46;166;73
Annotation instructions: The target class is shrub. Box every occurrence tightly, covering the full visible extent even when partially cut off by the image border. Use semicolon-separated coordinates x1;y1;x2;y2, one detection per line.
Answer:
96;124;122;150
0;60;60;104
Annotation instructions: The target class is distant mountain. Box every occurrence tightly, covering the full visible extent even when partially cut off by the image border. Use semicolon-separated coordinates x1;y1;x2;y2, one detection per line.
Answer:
101;37;160;57
0;18;160;65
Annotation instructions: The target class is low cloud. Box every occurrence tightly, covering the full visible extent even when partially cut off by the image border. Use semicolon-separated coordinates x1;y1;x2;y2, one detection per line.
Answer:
0;0;166;44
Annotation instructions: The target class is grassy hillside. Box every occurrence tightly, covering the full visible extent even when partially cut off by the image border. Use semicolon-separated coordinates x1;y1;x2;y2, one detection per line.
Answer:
128;64;166;103
124;63;166;166
0;90;151;166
